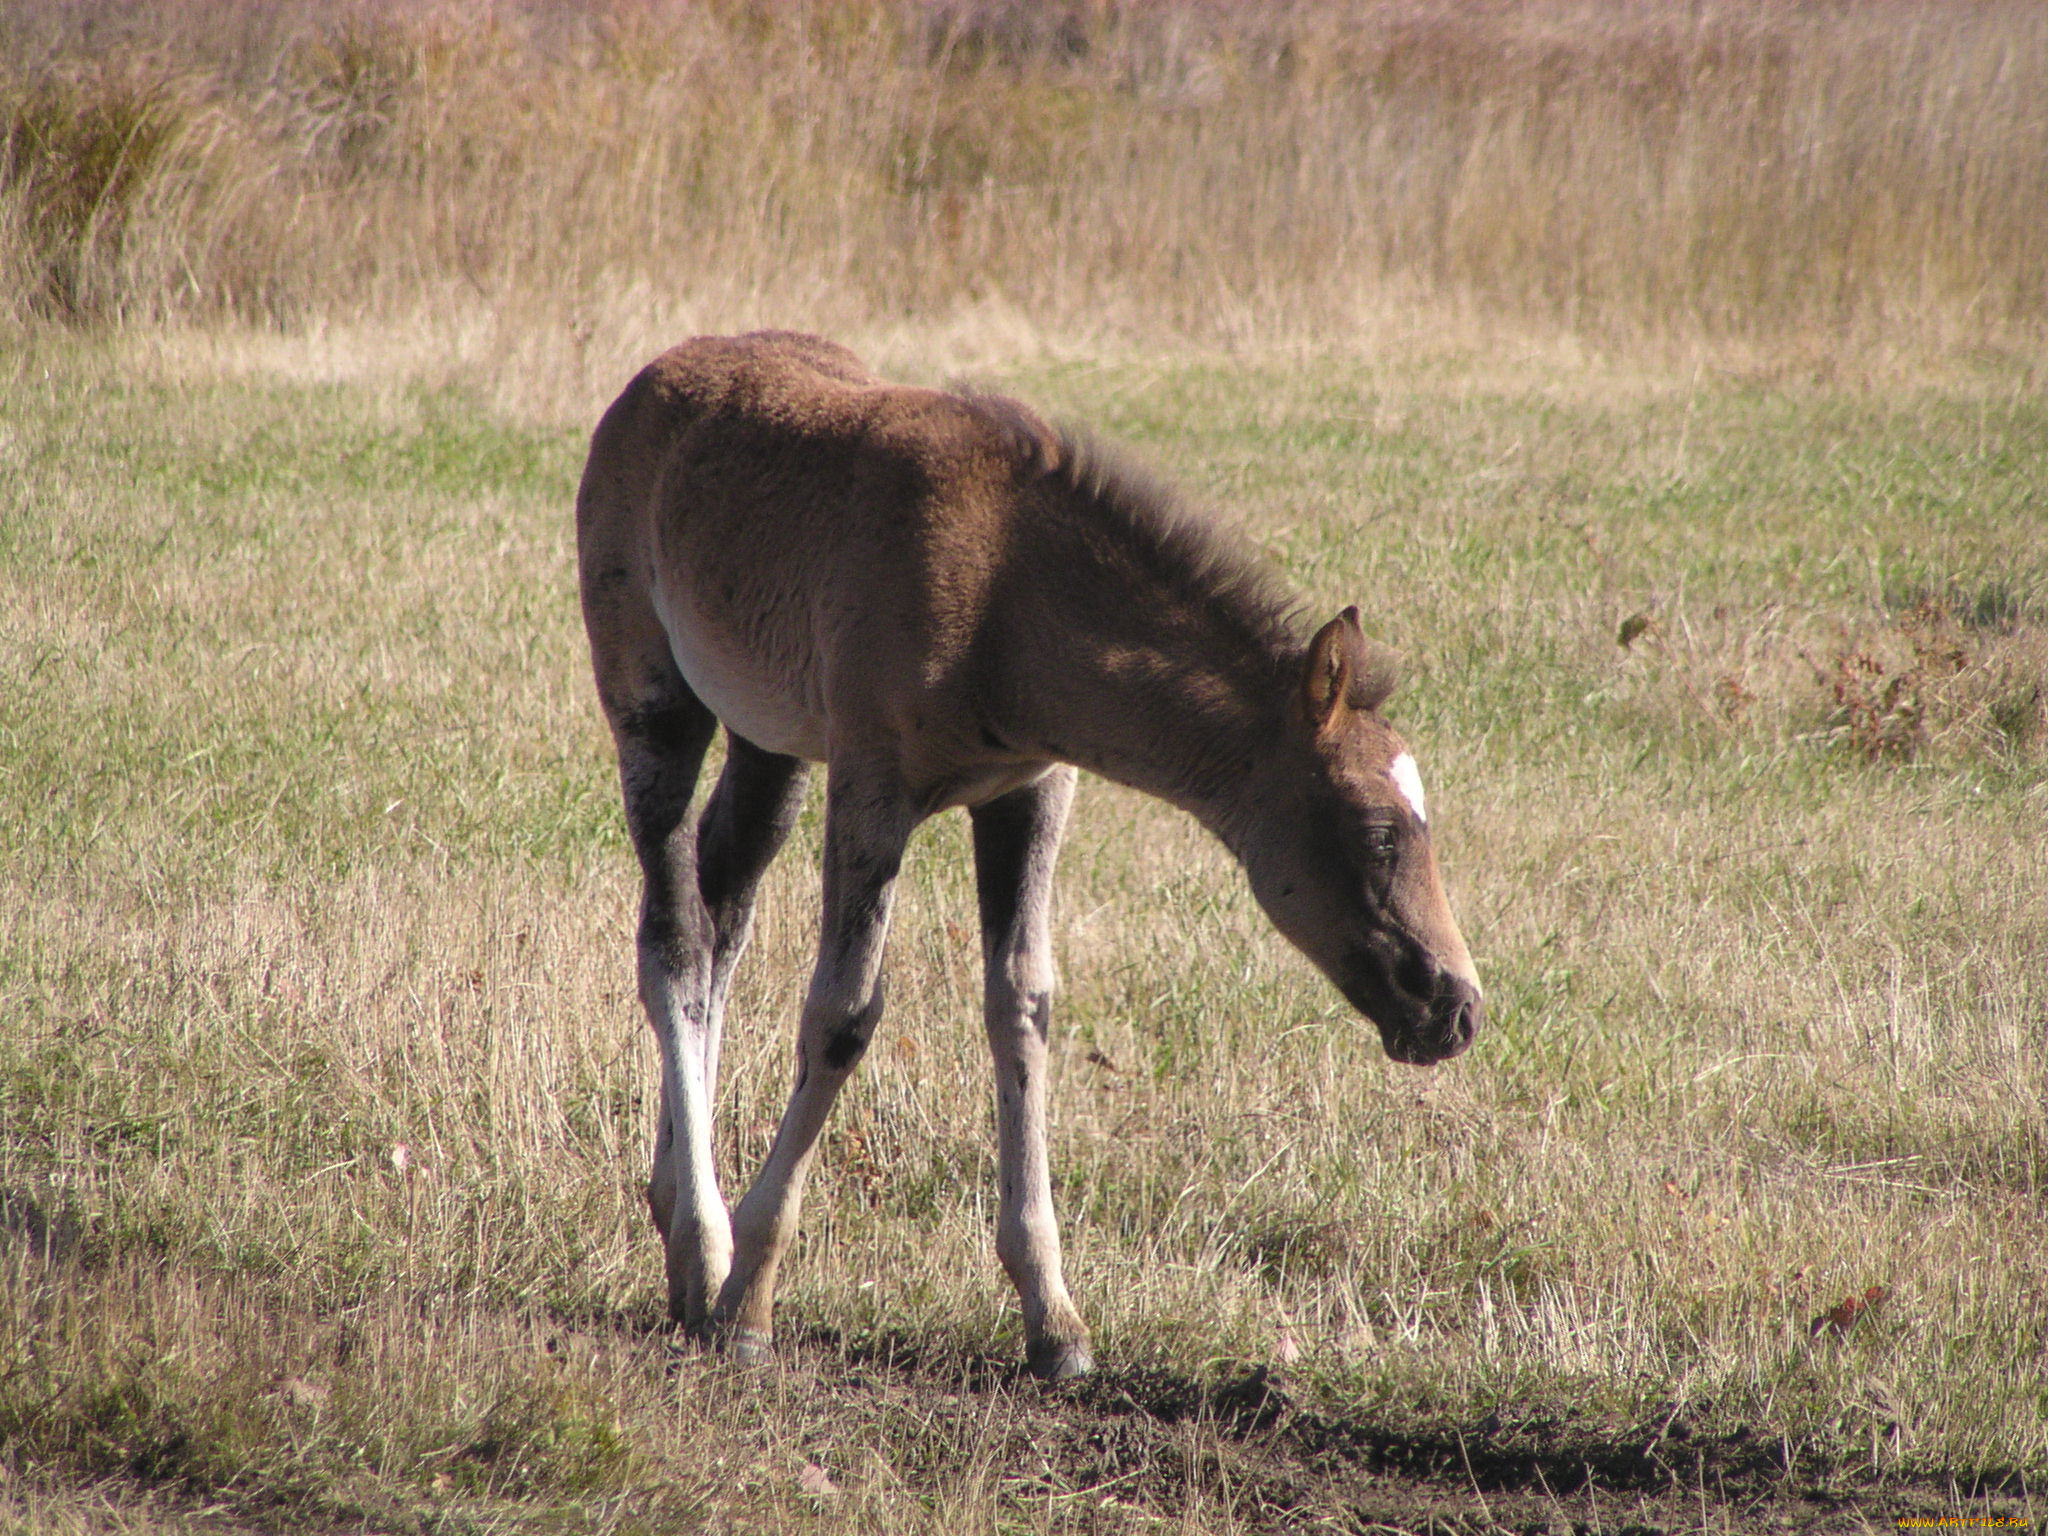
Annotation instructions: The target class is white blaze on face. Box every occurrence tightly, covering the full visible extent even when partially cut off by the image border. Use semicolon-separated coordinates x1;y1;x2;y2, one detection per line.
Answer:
1388;752;1427;823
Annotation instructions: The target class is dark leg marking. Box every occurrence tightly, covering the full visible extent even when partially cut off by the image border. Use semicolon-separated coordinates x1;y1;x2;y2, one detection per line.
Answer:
821;988;885;1072
697;734;807;943
620;696;718;758
675;733;811;1106
616;696;719;920
831;850;903;964
971;787;1040;955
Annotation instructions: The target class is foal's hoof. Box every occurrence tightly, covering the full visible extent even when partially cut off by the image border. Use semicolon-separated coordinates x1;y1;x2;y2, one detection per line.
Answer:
719;1327;775;1367
1025;1338;1094;1382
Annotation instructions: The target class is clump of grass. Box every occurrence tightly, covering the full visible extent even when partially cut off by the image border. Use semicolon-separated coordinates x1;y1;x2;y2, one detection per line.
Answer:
1814;602;1962;764
1609;592;2048;769
1;67;192;320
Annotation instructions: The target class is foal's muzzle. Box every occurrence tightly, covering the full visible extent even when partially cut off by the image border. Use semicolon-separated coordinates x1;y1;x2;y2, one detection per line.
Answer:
1344;964;1484;1066
1380;976;1484;1065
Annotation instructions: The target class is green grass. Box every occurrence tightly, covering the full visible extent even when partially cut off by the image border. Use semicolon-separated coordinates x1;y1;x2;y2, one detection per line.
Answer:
1;352;599;888
2;331;2045;1532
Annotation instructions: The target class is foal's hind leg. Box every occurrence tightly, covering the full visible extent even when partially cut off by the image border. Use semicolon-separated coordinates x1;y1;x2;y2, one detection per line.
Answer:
694;734;810;1102
637;731;807;1330
970;766;1092;1380
607;690;728;1331
712;758;916;1361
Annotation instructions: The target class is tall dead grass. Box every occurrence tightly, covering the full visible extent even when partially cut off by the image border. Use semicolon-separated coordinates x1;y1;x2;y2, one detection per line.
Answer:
3;0;2045;352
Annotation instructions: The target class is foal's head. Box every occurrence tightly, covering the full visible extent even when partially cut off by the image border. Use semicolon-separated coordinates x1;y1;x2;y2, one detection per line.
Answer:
1241;608;1483;1065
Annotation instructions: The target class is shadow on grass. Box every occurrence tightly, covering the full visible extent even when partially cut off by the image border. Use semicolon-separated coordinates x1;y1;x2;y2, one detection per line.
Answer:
634;1313;2034;1514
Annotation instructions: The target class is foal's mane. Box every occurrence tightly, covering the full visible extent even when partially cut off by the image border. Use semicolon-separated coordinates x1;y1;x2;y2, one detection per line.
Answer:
952;387;1304;667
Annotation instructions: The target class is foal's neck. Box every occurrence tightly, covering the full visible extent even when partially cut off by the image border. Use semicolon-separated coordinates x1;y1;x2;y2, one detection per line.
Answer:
1019;618;1295;855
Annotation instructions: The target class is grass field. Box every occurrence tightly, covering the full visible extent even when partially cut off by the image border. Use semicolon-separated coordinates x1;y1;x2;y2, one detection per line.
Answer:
4;327;2044;1532
5;2;2047;1532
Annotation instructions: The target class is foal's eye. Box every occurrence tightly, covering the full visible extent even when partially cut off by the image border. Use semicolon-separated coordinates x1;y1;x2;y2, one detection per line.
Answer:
1362;824;1399;863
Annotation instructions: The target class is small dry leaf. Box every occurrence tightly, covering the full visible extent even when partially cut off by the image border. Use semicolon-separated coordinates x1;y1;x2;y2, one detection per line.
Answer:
1085;1048;1122;1073
1810;1299;1858;1335
797;1462;840;1499
1275;1327;1301;1365
944;920;971;946
1810;1284;1888;1337
390;1142;412;1175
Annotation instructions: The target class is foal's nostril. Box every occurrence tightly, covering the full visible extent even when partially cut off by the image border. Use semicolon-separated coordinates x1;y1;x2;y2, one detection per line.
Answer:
1449;990;1484;1048
1422;980;1483;1061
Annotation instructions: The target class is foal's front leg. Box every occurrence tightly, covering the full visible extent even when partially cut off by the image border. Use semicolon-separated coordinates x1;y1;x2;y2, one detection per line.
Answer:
970;766;1092;1380
711;760;915;1361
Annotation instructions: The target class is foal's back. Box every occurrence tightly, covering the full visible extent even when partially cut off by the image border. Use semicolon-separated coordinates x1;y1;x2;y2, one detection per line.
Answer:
576;330;1051;775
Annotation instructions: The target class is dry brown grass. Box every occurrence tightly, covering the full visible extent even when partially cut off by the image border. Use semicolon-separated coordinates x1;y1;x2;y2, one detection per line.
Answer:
4;0;2046;366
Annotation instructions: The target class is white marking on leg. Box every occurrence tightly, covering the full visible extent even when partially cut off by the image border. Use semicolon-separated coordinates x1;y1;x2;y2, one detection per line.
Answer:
987;984;1088;1372
642;950;732;1328
1388;751;1427;823
975;768;1090;1378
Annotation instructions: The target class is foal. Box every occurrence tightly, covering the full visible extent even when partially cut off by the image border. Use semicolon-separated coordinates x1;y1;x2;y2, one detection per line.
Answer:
576;332;1482;1380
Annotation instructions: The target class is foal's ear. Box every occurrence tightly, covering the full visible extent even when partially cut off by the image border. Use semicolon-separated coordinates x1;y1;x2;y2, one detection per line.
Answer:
1345;611;1403;713
1301;606;1401;729
1301;608;1361;730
